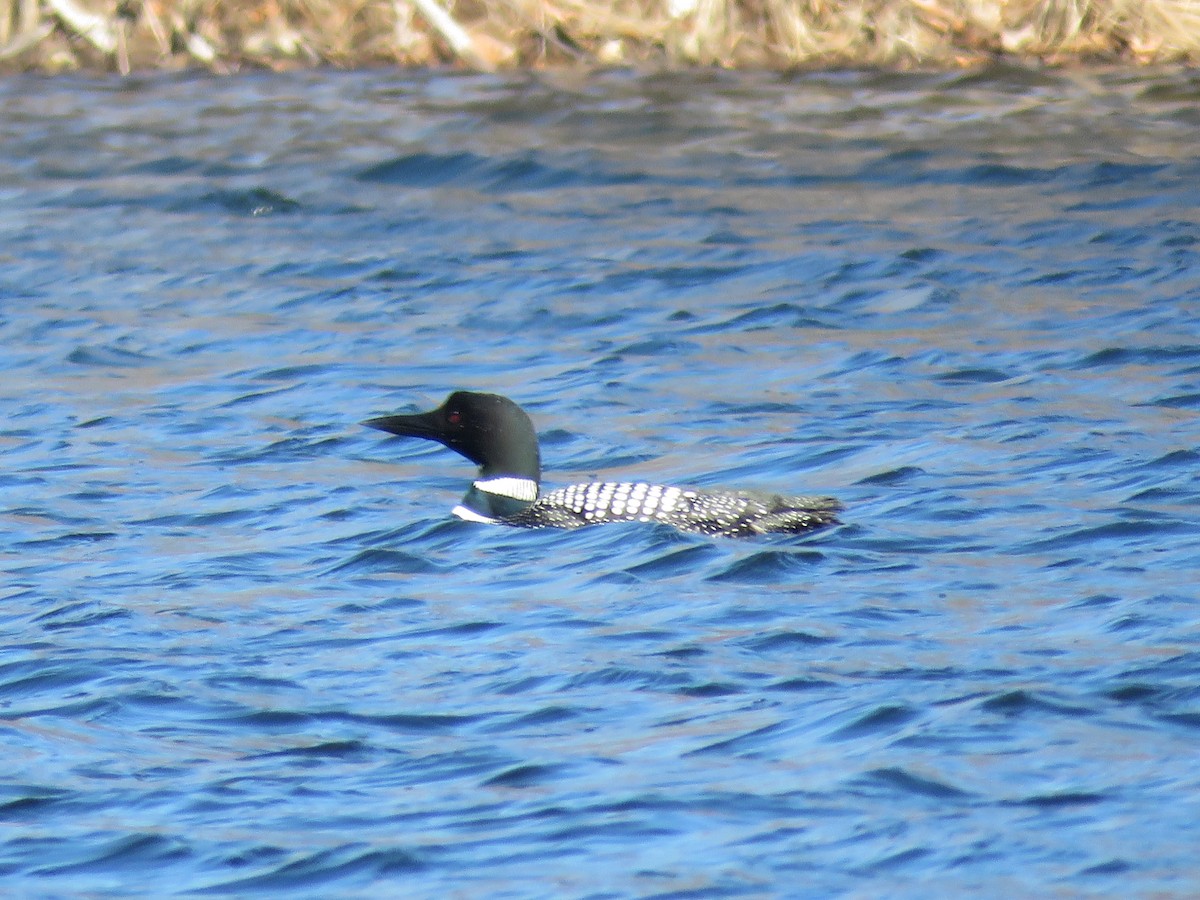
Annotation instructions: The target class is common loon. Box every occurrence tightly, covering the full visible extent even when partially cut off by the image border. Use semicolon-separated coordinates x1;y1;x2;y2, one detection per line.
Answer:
364;391;841;538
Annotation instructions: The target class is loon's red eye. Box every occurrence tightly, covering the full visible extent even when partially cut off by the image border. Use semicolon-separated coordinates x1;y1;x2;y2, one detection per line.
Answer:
447;411;462;425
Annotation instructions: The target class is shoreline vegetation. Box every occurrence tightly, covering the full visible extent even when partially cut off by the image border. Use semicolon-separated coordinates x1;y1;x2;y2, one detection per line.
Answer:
1;0;1198;74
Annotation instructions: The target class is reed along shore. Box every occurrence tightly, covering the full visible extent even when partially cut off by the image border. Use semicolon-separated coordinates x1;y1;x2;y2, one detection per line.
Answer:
2;0;1197;74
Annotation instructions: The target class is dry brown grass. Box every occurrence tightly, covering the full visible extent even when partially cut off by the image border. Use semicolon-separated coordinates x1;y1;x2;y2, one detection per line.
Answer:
1;0;1198;72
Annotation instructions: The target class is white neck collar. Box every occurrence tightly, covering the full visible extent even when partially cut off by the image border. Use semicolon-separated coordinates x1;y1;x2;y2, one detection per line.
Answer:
472;476;538;502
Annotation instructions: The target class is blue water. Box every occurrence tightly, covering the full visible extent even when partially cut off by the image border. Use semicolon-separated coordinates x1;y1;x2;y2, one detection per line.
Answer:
1;65;1199;895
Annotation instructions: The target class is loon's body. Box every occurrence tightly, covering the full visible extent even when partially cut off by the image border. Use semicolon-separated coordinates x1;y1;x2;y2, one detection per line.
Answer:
365;391;841;538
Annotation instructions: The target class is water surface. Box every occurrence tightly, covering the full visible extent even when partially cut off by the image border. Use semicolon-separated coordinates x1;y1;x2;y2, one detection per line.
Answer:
1;66;1199;895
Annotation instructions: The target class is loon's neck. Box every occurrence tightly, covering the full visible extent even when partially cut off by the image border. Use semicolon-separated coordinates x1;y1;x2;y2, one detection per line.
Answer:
454;469;540;523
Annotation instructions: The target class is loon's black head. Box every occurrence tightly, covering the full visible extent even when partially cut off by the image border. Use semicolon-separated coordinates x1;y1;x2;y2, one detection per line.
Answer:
364;391;541;483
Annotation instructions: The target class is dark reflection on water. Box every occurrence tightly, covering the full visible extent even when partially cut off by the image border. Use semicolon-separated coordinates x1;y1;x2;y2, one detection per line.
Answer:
1;66;1199;895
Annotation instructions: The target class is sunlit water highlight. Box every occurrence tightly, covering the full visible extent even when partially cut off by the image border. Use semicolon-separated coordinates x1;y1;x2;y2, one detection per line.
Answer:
1;66;1199;895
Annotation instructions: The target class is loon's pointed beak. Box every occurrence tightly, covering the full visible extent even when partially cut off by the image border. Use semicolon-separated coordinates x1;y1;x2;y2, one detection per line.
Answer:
363;411;440;441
